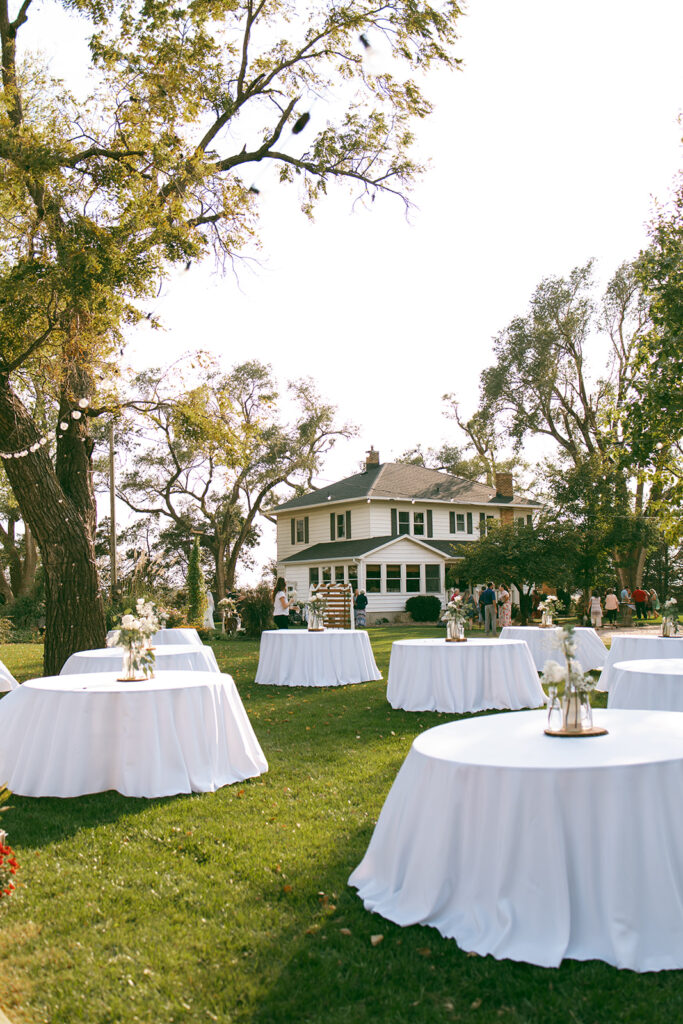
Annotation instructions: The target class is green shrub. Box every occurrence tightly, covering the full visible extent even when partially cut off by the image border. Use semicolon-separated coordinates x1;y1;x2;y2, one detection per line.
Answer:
405;595;442;622
0;618;14;644
187;537;207;628
238;584;274;638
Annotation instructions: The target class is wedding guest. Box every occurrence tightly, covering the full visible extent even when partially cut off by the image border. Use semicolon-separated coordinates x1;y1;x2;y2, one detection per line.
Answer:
604;589;619;626
632;585;649;620
589;592;603;629
498;584;512;627
480;582;497;636
649;589;661;617
464;590;477;624
354;589;368;628
273;577;293;629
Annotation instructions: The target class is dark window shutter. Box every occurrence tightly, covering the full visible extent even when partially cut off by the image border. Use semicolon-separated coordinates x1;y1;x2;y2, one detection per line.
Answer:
391;508;397;536
449;510;455;533
291;519;295;544
304;516;309;543
467;512;473;533
427;509;433;538
345;510;351;539
330;512;335;540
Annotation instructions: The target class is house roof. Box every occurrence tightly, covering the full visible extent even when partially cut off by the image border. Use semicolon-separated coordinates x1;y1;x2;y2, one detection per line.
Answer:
280;535;463;563
275;462;541;512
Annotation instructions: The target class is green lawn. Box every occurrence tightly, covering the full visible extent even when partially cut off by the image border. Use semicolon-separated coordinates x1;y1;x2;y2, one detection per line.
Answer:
0;627;677;1024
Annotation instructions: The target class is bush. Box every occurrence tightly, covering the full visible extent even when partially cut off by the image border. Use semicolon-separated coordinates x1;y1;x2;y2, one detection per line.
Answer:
238;584;274;638
405;595;442;622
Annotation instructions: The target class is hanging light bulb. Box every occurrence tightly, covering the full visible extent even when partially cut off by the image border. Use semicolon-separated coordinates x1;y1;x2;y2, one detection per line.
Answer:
78;398;89;409
60;421;69;431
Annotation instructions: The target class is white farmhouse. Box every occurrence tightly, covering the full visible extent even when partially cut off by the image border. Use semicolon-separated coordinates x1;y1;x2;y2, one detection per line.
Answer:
274;449;540;623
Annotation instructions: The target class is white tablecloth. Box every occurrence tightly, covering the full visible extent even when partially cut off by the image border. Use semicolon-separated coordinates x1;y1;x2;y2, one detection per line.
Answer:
499;625;606;671
106;627;204;647
0;659;18;692
598;634;683;691
386;638;544;712
255;629;382;687
61;644;219;676
350;709;683;971
0;671;267;798
608;658;683;711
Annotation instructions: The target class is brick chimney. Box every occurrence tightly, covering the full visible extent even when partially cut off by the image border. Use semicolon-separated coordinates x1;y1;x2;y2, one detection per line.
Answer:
365;447;379;469
495;471;513;499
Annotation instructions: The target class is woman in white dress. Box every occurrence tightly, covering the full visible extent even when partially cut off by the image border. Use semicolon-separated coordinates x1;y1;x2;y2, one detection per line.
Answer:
589;592;603;628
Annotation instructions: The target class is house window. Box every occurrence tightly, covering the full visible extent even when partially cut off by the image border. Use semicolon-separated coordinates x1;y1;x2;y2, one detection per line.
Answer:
291;516;309;544
449;510;456;533
322;566;331;583
366;564;381;593
467;512;473;533
456;513;465;532
527;514;533;526
425;564;441;593
406;565;420;593
398;510;409;535
386;565;401;592
335;566;345;582
479;512;487;536
336;514;345;539
348;565;358;589
309;567;319;587
413;512;424;536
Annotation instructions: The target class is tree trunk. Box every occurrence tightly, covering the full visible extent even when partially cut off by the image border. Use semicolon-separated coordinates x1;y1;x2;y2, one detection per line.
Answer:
0;381;105;674
214;537;227;601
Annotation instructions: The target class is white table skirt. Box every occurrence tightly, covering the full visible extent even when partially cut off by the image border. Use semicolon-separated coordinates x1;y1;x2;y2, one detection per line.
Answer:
61;644;219;676
0;659;18;692
499;626;606;671
386;638;545;713
350;709;683;972
255;629;382;687
106;627;204;648
598;634;683;691
0;671;267;798
608;659;683;711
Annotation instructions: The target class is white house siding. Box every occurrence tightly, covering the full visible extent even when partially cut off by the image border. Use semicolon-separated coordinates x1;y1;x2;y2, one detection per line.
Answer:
277;502;371;561
369;500;499;542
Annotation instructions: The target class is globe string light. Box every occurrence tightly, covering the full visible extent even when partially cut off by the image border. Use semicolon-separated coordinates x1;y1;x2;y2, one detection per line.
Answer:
0;398;90;461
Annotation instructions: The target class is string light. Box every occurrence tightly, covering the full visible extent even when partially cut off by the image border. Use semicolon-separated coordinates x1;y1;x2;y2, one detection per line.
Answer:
0;399;90;460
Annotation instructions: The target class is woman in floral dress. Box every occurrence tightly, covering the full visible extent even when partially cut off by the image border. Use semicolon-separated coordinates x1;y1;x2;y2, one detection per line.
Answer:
498;585;512;627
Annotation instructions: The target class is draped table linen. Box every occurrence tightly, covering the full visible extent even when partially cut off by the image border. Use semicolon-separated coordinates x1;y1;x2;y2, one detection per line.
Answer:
598;634;683;691
0;671;267;798
349;709;683;972
255;629;381;687
61;643;219;676
499;625;606;671
608;658;683;711
386;638;544;713
106;627;204;647
0;659;18;692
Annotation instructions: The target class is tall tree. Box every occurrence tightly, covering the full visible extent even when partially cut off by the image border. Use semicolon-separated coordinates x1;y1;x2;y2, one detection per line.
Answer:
116;359;351;598
0;0;462;671
467;260;677;588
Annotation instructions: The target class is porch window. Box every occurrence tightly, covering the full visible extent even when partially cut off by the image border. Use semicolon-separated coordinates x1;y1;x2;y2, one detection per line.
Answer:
406;565;420;593
335;566;345;582
322;566;332;583
348;565;358;589
425;564;441;593
386;565;401;592
366;564;381;593
309;567;319;587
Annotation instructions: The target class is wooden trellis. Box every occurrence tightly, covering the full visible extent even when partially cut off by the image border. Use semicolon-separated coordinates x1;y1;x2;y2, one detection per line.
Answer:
311;582;354;629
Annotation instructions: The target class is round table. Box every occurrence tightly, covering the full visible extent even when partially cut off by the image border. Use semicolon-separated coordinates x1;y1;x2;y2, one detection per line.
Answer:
349;709;683;971
598;634;683;691
0;671;267;798
0;659;18;692
608;658;683;711
499;625;606;671
255;629;382;687
105;627;204;648
386;638;544;712
60;644;219;676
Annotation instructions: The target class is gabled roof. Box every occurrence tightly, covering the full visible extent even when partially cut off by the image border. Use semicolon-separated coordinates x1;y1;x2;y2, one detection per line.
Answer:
275;462;540;512
280;535;463;563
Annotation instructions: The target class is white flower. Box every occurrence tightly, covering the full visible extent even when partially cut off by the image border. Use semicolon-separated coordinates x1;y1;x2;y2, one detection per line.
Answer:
542;660;566;684
107;630;121;647
569;659;584;676
120;615;139;630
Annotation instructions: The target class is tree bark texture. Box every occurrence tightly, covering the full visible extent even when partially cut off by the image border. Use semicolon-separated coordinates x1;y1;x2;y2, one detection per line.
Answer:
0;380;105;673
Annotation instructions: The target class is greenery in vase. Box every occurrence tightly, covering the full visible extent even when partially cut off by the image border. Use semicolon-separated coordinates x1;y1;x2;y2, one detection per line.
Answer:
541;627;597;698
662;597;679;633
441;595;466;624
187;537;208;628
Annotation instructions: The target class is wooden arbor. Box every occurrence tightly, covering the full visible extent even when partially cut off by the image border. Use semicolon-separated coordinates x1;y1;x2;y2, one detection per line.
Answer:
312;582;354;629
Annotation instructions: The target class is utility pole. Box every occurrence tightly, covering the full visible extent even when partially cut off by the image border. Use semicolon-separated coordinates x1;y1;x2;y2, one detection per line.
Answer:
109;420;117;599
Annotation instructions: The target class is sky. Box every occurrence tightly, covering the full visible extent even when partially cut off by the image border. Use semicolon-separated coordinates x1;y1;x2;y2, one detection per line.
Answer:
24;0;683;579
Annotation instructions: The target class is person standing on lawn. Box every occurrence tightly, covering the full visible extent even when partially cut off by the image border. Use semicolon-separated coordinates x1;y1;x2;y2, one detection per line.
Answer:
273;577;293;629
498;584;512;627
354;589;368;629
480;582;498;636
590;592;603;628
604;589;619;626
632;585;649;620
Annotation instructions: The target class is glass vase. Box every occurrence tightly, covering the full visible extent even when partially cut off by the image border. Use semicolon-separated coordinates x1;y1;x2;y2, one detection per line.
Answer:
562;685;592;733
446;618;465;641
308;611;323;632
120;644;145;681
546;685;563;732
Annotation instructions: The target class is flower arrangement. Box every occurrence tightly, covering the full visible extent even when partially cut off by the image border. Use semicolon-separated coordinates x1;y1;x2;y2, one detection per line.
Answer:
305;593;327;631
442;595;466;641
538;594;560;626
218;597;239;634
542;627;601;734
662;598;679;636
107;598;159;679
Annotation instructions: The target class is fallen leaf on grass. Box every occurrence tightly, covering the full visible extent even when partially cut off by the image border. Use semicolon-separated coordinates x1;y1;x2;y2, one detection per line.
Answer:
236;789;245;798
417;947;431;957
443;1000;454;1011
339;928;352;936
370;934;384;946
283;884;292;894
471;998;482;1009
